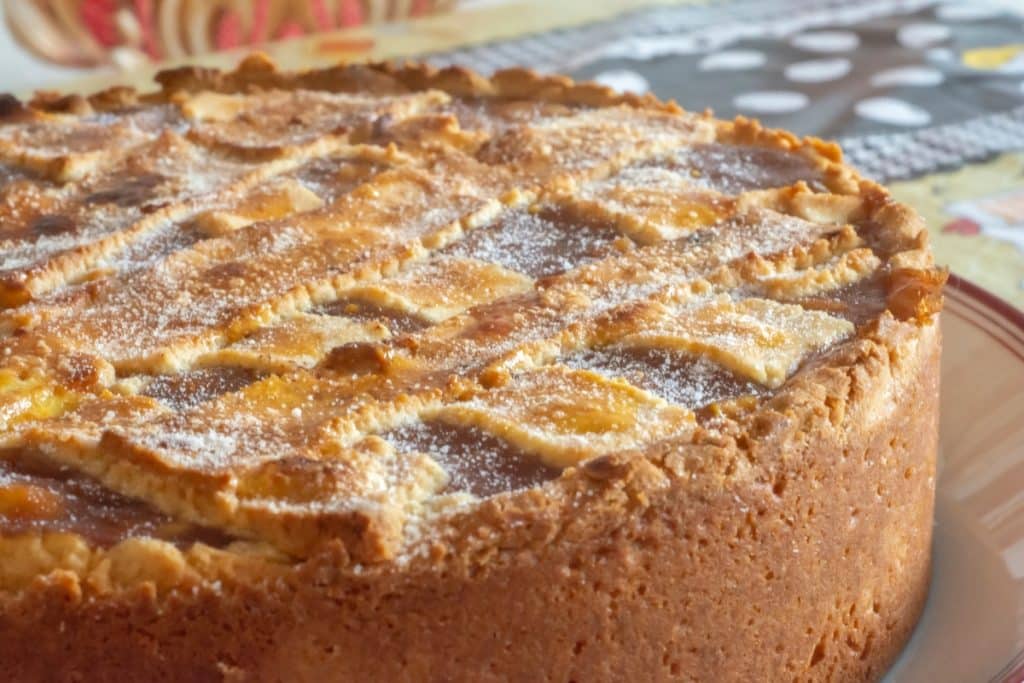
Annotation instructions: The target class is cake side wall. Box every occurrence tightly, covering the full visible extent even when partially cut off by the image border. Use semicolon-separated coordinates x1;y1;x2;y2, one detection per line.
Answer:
0;320;940;682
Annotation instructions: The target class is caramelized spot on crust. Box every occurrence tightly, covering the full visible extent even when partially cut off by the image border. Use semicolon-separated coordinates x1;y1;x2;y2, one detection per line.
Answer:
887;268;947;323
322;341;393;376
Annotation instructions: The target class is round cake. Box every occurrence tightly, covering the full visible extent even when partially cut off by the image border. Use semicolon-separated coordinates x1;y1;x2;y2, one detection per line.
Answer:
0;55;943;681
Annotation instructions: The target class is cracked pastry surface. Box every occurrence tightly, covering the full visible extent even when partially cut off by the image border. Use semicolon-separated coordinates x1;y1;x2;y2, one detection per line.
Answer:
0;55;943;682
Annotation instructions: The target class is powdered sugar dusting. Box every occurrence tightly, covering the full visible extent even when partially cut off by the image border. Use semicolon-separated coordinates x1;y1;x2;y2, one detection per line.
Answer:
645;143;826;195
478;106;713;175
563;346;762;408
440;208;624;278
142;367;264;410
383;421;559;497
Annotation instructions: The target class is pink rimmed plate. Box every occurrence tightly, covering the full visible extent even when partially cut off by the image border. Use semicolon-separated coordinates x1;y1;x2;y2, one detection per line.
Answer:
885;275;1024;682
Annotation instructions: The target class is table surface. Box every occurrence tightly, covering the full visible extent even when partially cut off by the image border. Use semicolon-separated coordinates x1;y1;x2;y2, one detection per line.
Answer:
36;0;1024;310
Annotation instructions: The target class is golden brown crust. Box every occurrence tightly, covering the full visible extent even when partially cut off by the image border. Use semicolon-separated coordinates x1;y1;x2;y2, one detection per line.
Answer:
0;54;942;681
0;318;939;682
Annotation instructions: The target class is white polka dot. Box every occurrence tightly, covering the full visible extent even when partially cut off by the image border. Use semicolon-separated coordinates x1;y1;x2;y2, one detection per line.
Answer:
871;66;945;87
592;69;650;94
733;91;809;114
936;4;1002;21
784;58;851;83
996;53;1024;75
926;47;956;62
698;50;766;71
790;31;860;53
898;23;952;49
855;97;932;127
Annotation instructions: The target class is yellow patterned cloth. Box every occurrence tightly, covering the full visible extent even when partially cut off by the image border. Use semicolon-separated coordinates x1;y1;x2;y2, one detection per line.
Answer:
891;155;1024;309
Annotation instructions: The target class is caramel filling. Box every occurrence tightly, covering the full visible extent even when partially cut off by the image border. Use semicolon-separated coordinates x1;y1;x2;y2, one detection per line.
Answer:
114;224;205;272
291;156;388;203
0;450;231;548
794;273;889;327
317;298;430;336
440;208;626;278
382;421;560;498
563;346;762;408
142;366;265;410
84;172;167;208
648;143;827;194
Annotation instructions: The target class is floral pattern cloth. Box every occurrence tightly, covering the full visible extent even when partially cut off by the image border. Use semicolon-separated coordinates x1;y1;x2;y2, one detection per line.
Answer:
3;0;451;69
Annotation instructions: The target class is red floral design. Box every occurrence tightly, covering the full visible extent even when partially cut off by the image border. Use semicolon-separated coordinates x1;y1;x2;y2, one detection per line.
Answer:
5;0;448;68
943;218;981;236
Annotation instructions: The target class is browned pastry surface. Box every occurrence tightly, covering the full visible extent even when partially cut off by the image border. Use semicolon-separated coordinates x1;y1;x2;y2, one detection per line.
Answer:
0;54;943;681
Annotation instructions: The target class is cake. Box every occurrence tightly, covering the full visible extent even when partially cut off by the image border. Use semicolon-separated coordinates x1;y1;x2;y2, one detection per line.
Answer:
0;55;944;681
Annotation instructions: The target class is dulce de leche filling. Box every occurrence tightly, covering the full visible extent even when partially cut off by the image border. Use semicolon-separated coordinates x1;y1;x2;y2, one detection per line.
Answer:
0;450;231;548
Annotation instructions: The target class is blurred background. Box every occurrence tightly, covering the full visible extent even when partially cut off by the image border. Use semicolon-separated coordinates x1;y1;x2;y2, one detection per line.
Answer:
0;0;1022;305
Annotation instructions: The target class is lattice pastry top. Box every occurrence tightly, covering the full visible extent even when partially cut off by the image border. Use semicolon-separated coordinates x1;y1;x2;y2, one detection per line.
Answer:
0;55;943;589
